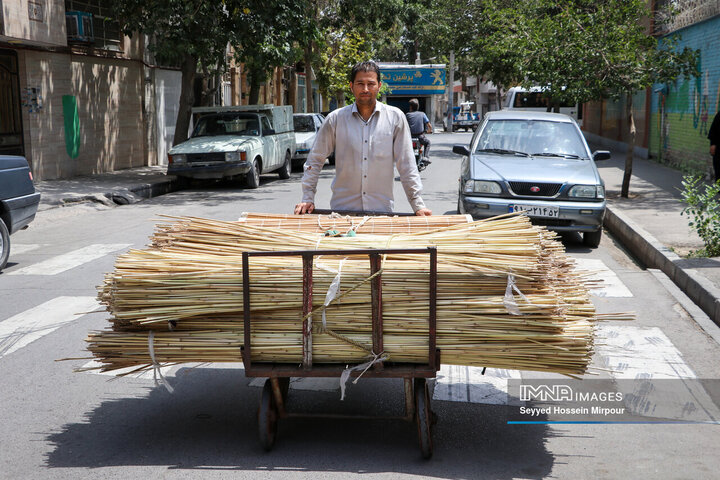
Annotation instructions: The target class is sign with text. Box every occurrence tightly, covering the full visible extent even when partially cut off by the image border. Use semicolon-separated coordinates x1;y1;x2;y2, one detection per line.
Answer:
507;379;720;424
380;67;446;95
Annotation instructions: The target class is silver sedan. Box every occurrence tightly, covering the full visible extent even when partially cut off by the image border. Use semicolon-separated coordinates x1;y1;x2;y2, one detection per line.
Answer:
453;110;610;247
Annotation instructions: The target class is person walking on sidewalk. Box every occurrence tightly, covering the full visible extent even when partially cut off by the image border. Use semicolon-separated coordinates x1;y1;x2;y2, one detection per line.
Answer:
294;60;431;216
406;98;432;165
709;110;720;182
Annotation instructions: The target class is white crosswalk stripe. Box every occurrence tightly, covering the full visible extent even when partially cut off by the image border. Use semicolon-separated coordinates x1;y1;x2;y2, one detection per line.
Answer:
573;258;633;297
433;366;522;404
595;325;720;422
10;244;44;255
595;325;695;379
0;296;100;359
8;244;131;275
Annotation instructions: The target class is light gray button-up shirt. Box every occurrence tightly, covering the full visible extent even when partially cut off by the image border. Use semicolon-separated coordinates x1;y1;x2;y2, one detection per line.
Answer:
301;102;426;213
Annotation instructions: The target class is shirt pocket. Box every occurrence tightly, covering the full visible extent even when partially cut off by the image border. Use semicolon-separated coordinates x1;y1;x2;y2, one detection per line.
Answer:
371;132;394;160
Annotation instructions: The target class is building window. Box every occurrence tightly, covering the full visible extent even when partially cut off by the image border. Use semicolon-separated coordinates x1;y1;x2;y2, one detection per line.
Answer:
65;0;123;51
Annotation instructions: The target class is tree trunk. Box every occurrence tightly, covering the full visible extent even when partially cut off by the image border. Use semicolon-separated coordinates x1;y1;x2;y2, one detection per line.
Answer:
173;52;198;146
305;44;314;113
621;91;636;198
249;79;260;105
336;90;345;108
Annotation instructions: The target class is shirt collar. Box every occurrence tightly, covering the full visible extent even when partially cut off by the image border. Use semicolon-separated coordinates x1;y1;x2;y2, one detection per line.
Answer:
351;101;383;120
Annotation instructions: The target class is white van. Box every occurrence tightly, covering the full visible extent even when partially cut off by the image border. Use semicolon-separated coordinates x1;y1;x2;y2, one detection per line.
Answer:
503;87;582;126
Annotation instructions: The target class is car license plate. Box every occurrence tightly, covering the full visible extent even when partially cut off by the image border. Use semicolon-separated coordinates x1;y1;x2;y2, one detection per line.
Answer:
509;204;559;218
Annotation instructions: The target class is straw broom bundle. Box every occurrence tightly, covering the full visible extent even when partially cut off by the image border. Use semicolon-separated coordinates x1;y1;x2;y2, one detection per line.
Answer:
87;213;624;376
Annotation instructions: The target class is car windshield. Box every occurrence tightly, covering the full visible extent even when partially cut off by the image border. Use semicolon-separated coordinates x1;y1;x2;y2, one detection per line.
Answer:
192;113;260;137
293;116;315;132
475;119;587;158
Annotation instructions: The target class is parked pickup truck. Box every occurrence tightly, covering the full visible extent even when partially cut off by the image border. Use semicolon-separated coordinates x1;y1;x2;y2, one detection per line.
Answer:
167;105;296;188
0;155;41;271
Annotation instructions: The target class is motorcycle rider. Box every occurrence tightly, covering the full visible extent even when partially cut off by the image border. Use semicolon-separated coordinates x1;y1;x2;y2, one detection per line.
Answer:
406;98;432;167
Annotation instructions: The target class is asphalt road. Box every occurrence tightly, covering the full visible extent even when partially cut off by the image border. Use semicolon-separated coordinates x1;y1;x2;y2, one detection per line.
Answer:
1;132;720;479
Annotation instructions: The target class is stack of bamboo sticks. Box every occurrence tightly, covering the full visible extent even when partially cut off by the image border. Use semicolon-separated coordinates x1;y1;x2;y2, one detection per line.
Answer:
87;212;624;376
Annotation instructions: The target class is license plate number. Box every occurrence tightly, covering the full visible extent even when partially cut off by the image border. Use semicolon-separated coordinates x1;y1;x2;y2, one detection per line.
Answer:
509;204;559;218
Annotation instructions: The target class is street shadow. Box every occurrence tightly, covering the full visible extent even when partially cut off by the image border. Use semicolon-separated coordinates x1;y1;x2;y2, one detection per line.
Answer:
673;257;720;270
45;368;554;478
132;173;309;210
602;189;687;213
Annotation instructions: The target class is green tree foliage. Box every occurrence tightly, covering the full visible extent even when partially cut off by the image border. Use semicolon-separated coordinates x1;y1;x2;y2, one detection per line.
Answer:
681;175;720;257
111;0;309;142
519;0;698;197
316;30;370;106
417;0;698;197
231;1;308;105
111;0;235;144
297;0;408;111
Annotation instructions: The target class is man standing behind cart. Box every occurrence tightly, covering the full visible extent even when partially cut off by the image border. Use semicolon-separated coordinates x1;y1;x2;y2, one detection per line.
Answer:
294;60;432;216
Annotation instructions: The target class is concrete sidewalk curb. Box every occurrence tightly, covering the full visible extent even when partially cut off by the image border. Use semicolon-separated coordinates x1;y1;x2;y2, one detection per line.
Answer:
605;205;720;327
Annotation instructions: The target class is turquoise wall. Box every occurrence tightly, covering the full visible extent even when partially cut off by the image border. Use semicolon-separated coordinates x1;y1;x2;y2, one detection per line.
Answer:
650;16;720;174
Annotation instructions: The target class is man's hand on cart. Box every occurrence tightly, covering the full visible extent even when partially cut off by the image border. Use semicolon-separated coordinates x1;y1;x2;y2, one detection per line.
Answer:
415;208;432;216
294;202;315;215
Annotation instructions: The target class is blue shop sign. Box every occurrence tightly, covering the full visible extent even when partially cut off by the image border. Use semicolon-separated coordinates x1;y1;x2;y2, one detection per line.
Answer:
380;67;446;95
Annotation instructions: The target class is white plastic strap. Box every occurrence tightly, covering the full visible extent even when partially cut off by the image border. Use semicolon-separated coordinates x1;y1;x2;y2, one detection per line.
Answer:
339;352;389;400
350;215;371;233
148;331;174;393
237;212;248;222
322;258;346;329
503;274;530;316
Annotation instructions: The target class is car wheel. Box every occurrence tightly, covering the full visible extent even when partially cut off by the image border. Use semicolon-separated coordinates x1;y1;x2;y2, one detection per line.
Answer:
246;158;260;189
583;229;602;248
0;220;10;272
278;151;291;179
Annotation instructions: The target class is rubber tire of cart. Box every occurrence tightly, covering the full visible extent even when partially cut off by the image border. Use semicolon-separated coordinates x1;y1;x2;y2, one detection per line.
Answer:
414;378;433;459
258;378;278;451
278;151;291;179
246;158;261;189
278;377;290;402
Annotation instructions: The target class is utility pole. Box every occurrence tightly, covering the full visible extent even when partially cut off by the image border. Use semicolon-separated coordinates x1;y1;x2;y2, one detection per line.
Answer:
447;50;454;133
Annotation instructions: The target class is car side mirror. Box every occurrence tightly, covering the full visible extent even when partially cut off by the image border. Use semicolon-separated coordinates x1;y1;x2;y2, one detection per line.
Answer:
592;150;611;161
453;145;471;156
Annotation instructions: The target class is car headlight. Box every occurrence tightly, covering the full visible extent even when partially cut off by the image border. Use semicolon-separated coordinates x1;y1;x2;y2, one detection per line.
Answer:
568;185;605;199
225;151;247;162
170;154;186;164
463;180;502;194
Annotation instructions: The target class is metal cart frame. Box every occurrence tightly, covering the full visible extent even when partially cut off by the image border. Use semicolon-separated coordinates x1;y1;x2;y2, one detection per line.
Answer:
241;247;440;458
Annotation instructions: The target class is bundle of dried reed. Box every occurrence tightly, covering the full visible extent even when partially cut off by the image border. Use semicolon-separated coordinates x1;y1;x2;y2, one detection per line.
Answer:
87;213;628;376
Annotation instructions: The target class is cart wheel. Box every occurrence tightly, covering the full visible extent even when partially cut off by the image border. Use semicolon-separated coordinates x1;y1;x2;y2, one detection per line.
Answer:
258;379;278;451
278;377;290;402
414;378;433;459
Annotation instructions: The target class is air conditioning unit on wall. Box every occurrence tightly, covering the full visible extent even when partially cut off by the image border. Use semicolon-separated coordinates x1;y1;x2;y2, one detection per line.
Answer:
66;11;94;44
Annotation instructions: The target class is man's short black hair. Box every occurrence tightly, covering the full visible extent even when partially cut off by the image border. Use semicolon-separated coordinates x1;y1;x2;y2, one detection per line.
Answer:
350;61;381;83
409;98;419;111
